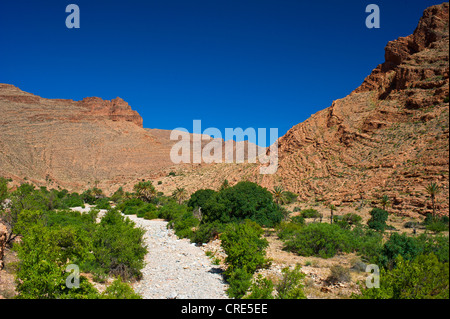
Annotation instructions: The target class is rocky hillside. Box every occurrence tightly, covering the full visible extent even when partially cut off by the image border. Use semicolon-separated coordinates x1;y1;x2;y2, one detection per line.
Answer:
0;84;263;193
164;3;449;217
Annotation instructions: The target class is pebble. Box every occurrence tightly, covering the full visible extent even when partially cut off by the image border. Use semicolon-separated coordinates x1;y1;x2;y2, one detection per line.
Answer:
125;216;229;299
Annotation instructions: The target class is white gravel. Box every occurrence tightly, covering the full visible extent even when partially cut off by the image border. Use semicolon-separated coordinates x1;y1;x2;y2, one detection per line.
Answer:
126;215;229;299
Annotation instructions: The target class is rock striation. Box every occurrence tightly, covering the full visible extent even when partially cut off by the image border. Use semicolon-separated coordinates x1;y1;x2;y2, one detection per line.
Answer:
259;3;449;216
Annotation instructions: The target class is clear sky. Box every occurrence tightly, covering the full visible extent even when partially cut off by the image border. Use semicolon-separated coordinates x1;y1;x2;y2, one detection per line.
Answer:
0;0;445;146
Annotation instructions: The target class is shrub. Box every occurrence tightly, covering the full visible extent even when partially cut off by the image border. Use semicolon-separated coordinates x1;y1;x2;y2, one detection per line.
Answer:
299;208;322;219
221;220;270;275
244;274;274;299
275;265;306;299
191;221;225;244
118;198;146;215
276;221;303;241
283;223;354;258
95;198;111;210
225;268;253;299
379;232;422;270
101;277;142;299
327;265;351;284
92;209;147;280
14;222;99;299
202;181;286;227
367;208;389;231
187;189;217;209
356;253;449;299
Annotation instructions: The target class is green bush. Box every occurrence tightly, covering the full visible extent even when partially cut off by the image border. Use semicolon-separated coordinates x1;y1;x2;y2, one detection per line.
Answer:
244;274;274;299
275;265;307;299
276;221;303;241
100;277;142;299
356;253;449;299
191;221;225;244
202;181;287;227
379;232;423;270
118;198;146;215
225;268;253;299
95;198;111;210
187;189;217;209
221;220;270;275
335;213;362;229
299;208;322;219
92;209;147;280
283;223;354;258
367;208;389;231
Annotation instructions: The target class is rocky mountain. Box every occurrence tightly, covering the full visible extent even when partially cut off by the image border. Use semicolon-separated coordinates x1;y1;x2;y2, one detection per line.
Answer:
0;84;264;193
157;3;449;217
260;2;449;216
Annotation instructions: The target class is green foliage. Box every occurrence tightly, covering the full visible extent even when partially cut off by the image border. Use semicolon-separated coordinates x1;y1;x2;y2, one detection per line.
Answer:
244;274;274;299
276;221;303;241
92;209;147;280
221;220;270;298
225;268;253;299
356;253;449;299
118;198;146;215
283;223;354;259
275;265;307;299
334;213;362;229
14;221;99;299
110;187;125;203
299;208;322;219
202;181;286;227
221;220;270;275
245;265;307;299
367;208;389;231
191;221;225;244
187;189;216;209
100;277;142;299
0;177;8;204
95;197;111;210
133;181;156;203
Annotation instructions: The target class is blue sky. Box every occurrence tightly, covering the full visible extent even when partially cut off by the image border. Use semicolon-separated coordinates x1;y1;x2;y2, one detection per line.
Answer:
0;0;444;146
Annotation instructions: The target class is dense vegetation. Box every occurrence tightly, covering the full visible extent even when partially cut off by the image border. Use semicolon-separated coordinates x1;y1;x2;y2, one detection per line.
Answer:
1;177;448;299
0;180;146;299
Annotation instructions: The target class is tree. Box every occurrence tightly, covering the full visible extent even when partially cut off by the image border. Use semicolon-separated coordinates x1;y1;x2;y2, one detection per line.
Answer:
271;186;289;205
202;181;286;227
133;181;156;203
172;187;188;205
329;204;336;224
425;182;441;219
367;208;389;232
380;195;390;211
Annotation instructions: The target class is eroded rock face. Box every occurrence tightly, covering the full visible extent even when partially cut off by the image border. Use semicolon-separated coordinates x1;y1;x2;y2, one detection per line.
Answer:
257;3;449;216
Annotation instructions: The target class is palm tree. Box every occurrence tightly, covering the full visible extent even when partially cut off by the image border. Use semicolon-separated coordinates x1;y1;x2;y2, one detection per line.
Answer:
380;195;390;211
329;204;336;224
172;187;188;205
272;186;289;205
133;181;156;202
426;182;441;219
